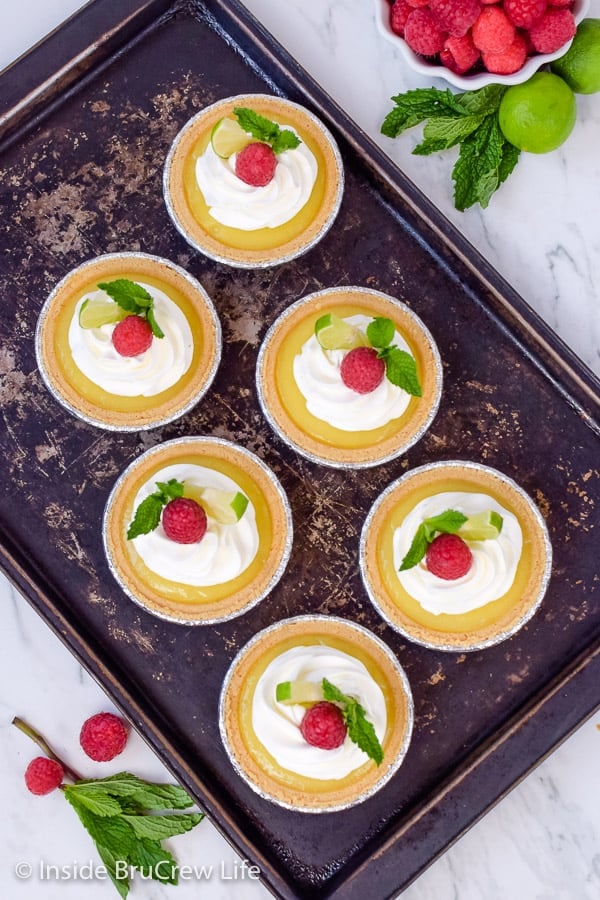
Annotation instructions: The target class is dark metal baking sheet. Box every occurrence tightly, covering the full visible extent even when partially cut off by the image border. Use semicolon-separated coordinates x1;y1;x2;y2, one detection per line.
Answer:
1;1;599;897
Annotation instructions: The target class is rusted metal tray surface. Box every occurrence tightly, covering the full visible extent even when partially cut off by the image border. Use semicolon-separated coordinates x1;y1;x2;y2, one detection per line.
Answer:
1;1;599;898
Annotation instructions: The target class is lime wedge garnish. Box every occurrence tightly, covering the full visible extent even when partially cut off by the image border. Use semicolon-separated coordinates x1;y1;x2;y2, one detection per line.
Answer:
315;313;369;351
210;117;252;159
78;297;128;329
459;510;503;541
275;680;324;704
183;485;249;525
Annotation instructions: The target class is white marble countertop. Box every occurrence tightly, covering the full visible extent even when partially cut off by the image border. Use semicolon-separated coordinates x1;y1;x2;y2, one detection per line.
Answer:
1;2;599;899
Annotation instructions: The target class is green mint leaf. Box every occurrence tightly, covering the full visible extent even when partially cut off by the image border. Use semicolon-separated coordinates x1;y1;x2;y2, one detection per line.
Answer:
452;115;507;211
381;87;466;138
413;114;487;155
379;346;422;397
399;523;429;571
98;278;163;340
399;509;468;571
146;305;165;339
455;85;507;116
127;480;184;541
73;773;196;811
271;128;301;154
366;317;395;350
321;679;383;766
127;838;178;884
122;812;204;841
67;790;124;817
155;479;184;504
423;509;468;535
233;106;300;153
126;495;164;540
98;279;153;314
497;139;520;190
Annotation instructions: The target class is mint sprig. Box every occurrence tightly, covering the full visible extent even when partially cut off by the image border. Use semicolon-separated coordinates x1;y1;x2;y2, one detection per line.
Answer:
12;717;204;900
233;107;301;154
366;316;421;397
381;85;520;211
97;279;164;339
321;678;384;766
399;509;468;571
127;478;184;540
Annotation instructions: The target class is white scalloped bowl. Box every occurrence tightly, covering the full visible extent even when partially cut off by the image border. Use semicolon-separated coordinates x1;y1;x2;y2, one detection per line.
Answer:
375;0;590;90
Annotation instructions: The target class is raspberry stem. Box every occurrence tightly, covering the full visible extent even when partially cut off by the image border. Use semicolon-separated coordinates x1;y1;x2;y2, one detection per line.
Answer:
12;716;83;783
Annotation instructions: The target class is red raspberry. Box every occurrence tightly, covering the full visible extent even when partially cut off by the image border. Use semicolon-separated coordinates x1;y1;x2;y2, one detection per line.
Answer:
430;0;481;38
80;712;129;762
504;0;547;29
472;6;516;53
162;497;207;544
300;702;347;750
112;315;153;357
390;0;412;35
529;8;575;53
482;31;528;72
25;757;64;795
546;0;572;7
340;347;385;395
235;142;276;187
405;0;430;7
441;32;481;73
404;8;446;56
426;533;473;580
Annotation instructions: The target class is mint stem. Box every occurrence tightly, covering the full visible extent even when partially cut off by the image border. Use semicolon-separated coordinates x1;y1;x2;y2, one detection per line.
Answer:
12;716;83;783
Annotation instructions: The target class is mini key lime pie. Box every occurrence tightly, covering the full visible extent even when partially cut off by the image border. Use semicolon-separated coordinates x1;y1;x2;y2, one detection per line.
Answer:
360;461;552;651
219;615;414;812
35;253;221;430
163;94;344;267
256;286;442;467
103;437;292;624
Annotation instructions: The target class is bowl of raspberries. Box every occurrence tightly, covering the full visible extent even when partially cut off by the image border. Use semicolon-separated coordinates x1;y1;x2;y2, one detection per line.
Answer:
376;0;590;88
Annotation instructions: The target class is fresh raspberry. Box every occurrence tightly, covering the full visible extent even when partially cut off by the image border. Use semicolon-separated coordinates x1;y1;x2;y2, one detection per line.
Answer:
426;533;473;580
546;0;572;7
404;8;447;56
482;31;528;72
300;702;347;750
80;712;129;762
472;6;516;53
112;315;153;357
162;497;207;544
441;32;481;73
340;347;386;395
405;0;430;7
390;0;412;35
25;757;64;795
529;8;575;53
235;142;276;187
504;0;547;29
480;0;501;4
430;0;482;38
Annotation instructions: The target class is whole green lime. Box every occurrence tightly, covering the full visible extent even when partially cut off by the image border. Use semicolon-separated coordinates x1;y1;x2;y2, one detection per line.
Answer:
498;72;577;154
551;18;600;94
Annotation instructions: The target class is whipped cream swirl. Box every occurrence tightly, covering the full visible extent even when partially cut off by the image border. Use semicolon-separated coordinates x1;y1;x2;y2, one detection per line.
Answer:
69;284;193;397
130;464;259;586
394;492;522;615
195;134;317;230
252;645;386;780
293;315;412;431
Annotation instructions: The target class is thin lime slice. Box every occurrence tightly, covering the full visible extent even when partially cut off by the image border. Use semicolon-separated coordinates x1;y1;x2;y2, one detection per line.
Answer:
78;297;128;329
210;117;252;158
314;313;369;351
183;485;249;525
459;510;503;541
275;680;324;705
